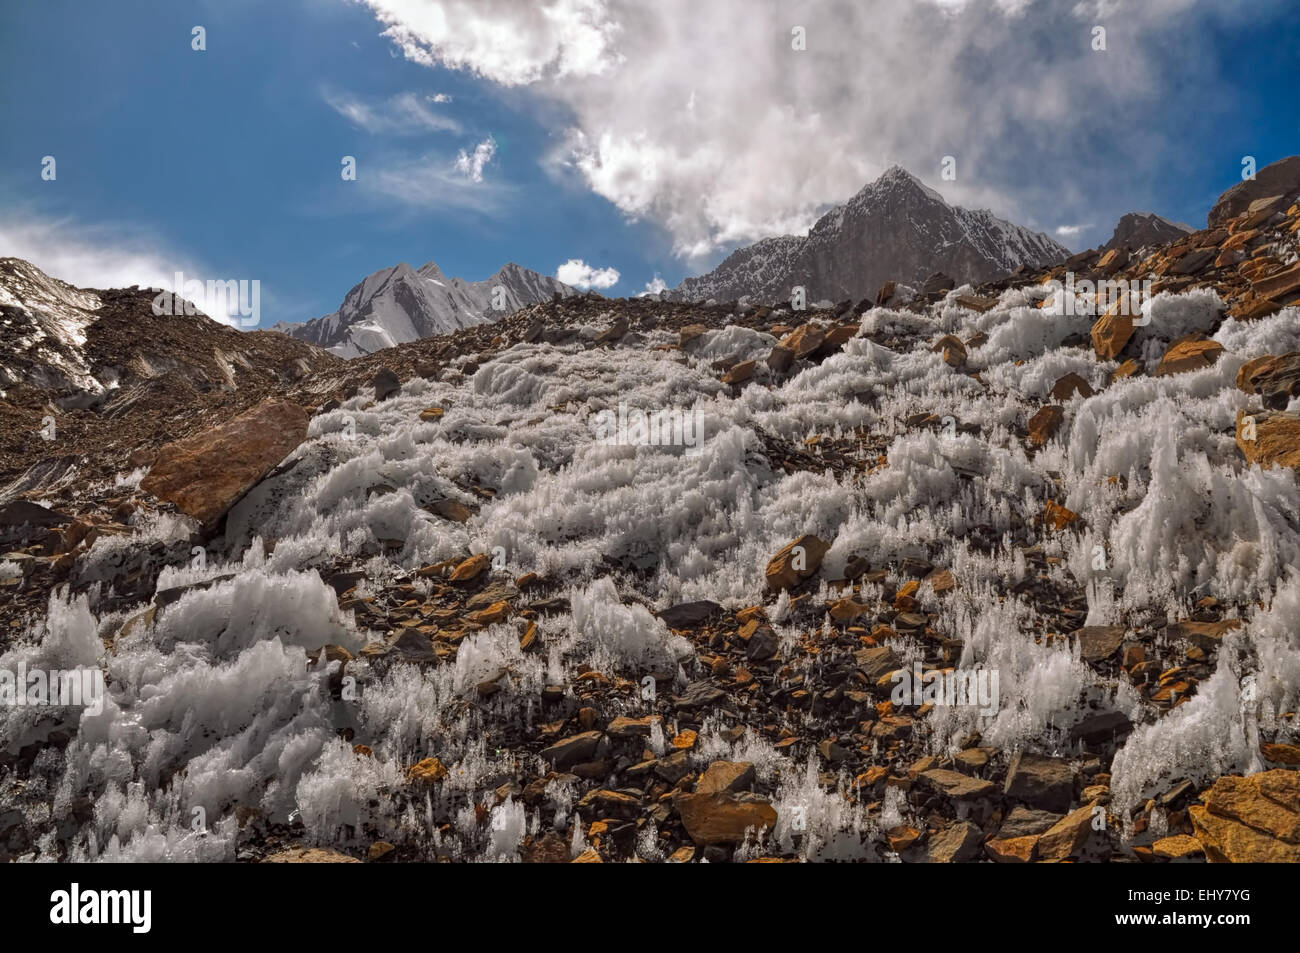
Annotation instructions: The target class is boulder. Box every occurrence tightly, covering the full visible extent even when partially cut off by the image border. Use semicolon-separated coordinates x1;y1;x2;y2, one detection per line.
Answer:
1236;409;1300;470
675;791;777;845
1153;336;1224;377
1004;753;1074;812
1236;353;1300;408
140;398;309;527
1208;155;1300;227
764;534;830;590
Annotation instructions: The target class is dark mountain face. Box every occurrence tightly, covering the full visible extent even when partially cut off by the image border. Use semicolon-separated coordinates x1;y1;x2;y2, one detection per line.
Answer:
1103;212;1194;252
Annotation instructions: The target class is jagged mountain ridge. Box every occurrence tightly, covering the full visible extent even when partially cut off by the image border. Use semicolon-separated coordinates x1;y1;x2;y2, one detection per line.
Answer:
275;260;579;358
674;166;1070;303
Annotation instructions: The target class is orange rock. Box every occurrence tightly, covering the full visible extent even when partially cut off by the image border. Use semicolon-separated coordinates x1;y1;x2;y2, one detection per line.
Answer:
675;792;778;845
1090;302;1136;359
407;757;449;784
469;600;510;625
765;534;831;590
985;835;1038;863
450;553;491;583
1237;409;1300;470
671;729;698;750
1153;336;1225;377
722;360;756;385
1027;405;1065;447
781;322;825;358
1042;499;1079;531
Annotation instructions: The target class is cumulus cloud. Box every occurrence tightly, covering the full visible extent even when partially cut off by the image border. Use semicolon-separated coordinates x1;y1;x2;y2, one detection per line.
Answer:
323;88;460;134
361;0;622;86
557;258;620;289
455;136;497;182
638;274;668;297
355;0;1281;261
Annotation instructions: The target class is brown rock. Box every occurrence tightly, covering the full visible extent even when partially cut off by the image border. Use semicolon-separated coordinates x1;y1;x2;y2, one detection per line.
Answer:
1190;805;1300;863
1050;373;1094;401
1036;803;1098;861
918;768;996;800
430;498;472;522
1041;500;1078;531
140;398;309;526
1261;743;1300;765
1111;358;1141;382
767;344;796;373
407;757;448;784
1154;336;1225;377
985;835;1038;862
764;534;831;590
450;553;491;583
1027;405;1064;447
1236;352;1300;408
722;360;756;385
676;792;777;845
932;335;967;368
1208;156;1300;227
679;324;708;346
781;322;826;359
1152;834;1204;860
1252;262;1300;302
1237;409;1300;469
1201;771;1300;843
925;821;984;863
263;847;360;863
1090;303;1136;360
696;760;756;795
1074;625;1126;662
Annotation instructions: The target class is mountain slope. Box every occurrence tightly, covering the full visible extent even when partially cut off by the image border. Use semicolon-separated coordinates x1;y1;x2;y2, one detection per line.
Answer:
674;166;1069;303
276;260;578;358
1102;211;1194;252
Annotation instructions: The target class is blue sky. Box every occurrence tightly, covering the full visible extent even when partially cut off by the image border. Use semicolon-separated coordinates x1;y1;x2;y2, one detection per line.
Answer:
1;0;1296;327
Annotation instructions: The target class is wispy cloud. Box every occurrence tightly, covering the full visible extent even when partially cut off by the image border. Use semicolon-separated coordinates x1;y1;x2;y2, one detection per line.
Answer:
365;152;511;214
323;88;460;135
454;136;497;182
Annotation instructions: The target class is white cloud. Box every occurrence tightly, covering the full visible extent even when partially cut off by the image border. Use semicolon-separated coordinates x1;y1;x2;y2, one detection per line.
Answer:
637;274;667;296
323;88;460;134
1055;224;1086;238
455;136;497;182
428;93;453;103
360;0;621;86
356;0;1271;261
366;152;510;213
0;215;253;326
557;258;620;289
